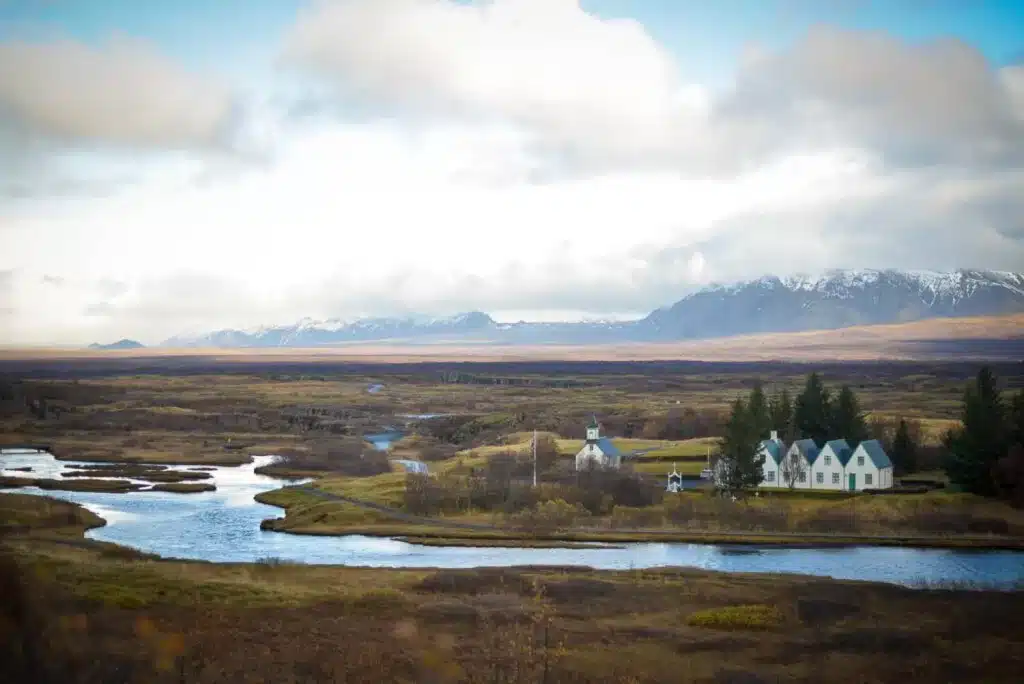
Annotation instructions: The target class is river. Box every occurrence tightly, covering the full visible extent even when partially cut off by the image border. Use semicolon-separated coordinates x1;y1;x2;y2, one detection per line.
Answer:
2;450;1022;589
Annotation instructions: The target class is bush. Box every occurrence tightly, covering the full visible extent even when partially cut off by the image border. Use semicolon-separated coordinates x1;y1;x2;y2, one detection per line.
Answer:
509;499;588;535
686;604;784;631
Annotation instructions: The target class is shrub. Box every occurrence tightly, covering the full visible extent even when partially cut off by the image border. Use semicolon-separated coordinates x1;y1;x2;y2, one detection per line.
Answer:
509;499;588;534
687;604;784;631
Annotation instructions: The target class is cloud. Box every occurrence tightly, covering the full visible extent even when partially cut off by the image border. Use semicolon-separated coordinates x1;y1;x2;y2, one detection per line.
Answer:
719;26;1024;169
283;3;1024;175
282;0;703;170
0;37;237;149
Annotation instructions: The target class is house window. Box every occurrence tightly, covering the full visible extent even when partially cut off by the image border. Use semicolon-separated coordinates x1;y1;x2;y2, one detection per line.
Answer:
865;474;873;485
765;471;775;482
816;472;824;484
832;472;840;484
798;472;807;483
857;456;865;466
824;454;832;466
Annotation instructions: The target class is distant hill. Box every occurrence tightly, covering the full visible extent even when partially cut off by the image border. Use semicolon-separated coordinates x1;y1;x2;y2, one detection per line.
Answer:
88;339;145;351
161;269;1024;347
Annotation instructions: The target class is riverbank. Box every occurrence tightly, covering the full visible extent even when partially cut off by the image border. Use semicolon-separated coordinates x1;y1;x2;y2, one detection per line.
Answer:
256;481;1024;551
3;493;1024;683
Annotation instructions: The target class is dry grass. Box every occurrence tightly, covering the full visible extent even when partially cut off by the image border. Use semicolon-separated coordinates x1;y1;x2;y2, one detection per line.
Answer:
3;494;1024;683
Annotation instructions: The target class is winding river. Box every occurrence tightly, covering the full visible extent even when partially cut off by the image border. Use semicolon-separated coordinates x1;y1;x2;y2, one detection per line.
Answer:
2;450;1023;589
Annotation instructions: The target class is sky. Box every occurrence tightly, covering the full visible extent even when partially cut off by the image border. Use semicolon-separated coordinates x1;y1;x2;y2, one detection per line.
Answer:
1;0;1023;346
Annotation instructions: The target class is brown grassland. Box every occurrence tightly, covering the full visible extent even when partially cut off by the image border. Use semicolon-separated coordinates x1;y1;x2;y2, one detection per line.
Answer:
3;493;1024;683
2;345;1024;682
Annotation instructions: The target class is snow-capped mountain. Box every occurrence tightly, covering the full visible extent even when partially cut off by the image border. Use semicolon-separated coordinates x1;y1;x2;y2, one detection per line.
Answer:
642;269;1024;340
161;269;1024;347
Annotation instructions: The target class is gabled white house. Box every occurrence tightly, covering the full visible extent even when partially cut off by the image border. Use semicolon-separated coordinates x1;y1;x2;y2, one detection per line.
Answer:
574;416;622;471
780;439;821;489
816;439;853;490
845;439;894;490
756;430;786;487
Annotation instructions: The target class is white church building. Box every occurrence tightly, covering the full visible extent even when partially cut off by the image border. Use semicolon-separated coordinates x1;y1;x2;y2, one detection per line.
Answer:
574;416;623;471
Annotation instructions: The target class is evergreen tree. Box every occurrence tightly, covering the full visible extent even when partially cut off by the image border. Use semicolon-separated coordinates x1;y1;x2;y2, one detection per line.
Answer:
1010;389;1024;449
831;385;869;446
944;367;1006;496
716;397;763;496
794;372;831;446
891;418;918;475
768;388;793;441
747;380;772;441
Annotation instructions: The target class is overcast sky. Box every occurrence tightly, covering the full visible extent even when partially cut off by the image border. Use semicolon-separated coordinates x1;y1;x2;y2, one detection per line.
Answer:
1;0;1023;345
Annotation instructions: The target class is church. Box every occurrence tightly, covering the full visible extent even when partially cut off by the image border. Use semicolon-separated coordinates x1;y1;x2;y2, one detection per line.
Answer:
574;416;622;471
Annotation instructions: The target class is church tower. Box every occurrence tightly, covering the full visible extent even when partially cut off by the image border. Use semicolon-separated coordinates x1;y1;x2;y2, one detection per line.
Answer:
586;415;600;442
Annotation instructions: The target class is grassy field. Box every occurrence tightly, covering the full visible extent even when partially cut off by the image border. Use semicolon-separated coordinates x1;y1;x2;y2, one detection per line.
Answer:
2;493;1024;683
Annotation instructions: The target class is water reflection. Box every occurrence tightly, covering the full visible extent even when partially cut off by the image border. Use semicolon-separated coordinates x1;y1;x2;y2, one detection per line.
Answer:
2;450;1023;589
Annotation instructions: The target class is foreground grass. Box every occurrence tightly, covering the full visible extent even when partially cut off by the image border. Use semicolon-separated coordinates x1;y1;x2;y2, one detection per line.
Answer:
3;494;1024;683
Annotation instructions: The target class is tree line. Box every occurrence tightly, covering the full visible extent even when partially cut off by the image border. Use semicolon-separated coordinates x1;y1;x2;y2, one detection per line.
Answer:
944;366;1024;506
717;373;921;494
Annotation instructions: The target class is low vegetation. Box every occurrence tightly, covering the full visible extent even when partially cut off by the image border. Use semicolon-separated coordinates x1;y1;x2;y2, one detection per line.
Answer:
0;475;144;493
2;494;1024;683
148;482;216;494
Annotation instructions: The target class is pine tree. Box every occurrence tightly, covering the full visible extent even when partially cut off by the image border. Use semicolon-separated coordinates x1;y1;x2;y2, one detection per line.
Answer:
831;385;869;446
944;367;1007;496
716;397;763;496
1010;389;1024;449
768;388;793;441
794;372;831;446
891;418;918;475
747;380;771;441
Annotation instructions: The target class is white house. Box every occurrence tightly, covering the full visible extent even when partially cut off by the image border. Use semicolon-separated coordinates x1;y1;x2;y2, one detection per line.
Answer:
756;430;786;487
574;416;622;471
816;439;853;490
845;439;894;491
779;439;821;489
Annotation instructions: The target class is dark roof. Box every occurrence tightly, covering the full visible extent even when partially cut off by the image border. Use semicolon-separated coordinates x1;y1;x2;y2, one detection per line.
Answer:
594;437;621;458
856;439;892;469
587;415;599;429
792;438;821;465
824;439;853;466
758;439;784;464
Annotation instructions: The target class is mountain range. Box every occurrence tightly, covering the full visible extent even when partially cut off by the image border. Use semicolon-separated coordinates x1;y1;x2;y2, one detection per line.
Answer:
161;269;1024;348
89;339;145;351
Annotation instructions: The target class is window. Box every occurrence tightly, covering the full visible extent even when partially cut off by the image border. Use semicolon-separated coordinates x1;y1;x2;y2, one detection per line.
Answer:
865;473;873;485
824;454;832;466
816;472;824;484
832;472;840;484
857;456;865;466
765;471;775;482
798;472;807;483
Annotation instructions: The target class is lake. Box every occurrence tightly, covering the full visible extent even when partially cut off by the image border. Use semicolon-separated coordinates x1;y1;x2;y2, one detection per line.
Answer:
2;450;1023;589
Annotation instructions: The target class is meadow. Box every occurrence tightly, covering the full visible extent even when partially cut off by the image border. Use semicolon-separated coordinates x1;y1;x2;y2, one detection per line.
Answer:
3;493;1024;684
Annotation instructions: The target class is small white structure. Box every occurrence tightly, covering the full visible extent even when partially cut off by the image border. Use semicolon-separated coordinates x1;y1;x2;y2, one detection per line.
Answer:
574;416;622;471
666;467;685;493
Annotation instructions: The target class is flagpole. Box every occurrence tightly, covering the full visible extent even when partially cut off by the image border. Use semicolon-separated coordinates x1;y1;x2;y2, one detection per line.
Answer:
532;429;538;487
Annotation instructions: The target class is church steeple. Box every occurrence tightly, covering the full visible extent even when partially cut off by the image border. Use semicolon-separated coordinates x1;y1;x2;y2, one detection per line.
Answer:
586;415;600;442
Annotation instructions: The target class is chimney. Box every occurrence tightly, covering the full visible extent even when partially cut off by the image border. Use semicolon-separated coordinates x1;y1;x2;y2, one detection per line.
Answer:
770;430;779;441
